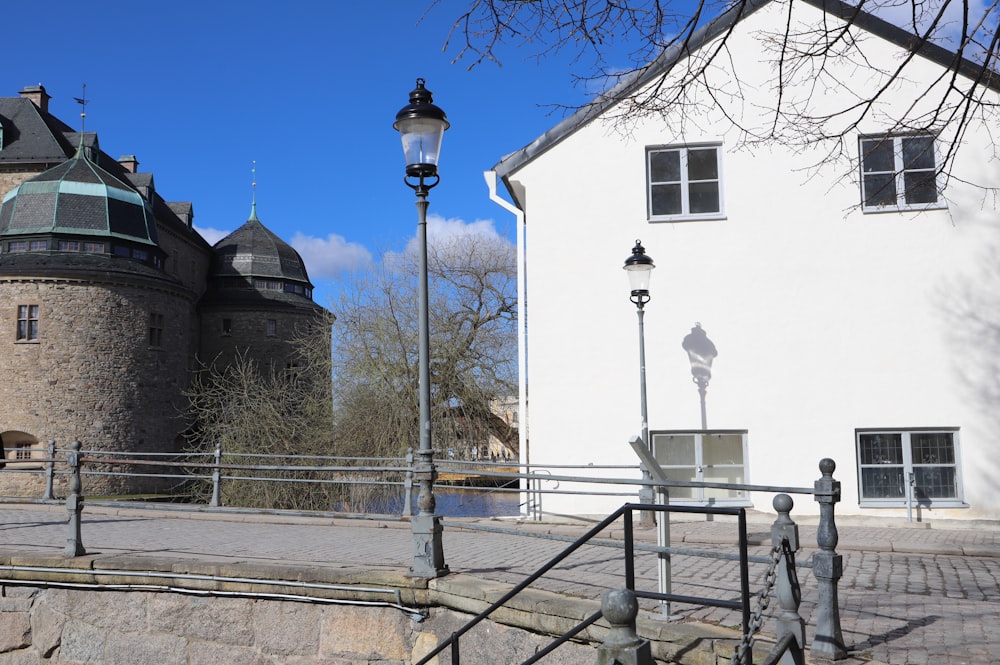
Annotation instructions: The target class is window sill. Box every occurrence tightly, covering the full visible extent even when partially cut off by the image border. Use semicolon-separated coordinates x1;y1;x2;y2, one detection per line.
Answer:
861;202;948;215
14;340;40;345
859;500;968;509
648;214;727;223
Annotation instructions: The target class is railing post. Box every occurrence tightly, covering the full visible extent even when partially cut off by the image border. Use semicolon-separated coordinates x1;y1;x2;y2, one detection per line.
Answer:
403;448;414;517
43;440;56;500
210;443;222;507
64;441;86;557
771;494;805;665
811;458;847;660
596;588;652;665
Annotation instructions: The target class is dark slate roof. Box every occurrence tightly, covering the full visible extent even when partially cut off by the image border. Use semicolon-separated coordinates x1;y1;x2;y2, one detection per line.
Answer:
492;0;1000;182
0;150;158;245
0;97;75;163
0;249;183;290
211;205;312;286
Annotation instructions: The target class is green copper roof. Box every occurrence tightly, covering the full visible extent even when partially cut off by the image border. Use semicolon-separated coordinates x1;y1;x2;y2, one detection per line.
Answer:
0;150;158;245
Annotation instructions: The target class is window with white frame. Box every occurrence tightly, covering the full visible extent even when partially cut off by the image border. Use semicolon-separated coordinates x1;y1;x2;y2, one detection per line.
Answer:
646;144;724;221
859;134;944;212
650;430;749;505
856;429;964;507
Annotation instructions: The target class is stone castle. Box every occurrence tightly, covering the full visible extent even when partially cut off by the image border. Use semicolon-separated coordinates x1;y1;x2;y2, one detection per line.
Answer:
0;84;325;495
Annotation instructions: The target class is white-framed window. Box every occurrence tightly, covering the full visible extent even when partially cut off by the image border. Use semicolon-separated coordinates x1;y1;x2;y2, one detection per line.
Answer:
650;430;750;505
859;134;945;212
856;429;964;507
646;144;724;221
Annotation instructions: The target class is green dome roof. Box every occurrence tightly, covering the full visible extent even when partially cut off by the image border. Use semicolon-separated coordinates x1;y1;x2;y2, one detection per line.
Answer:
0;151;158;245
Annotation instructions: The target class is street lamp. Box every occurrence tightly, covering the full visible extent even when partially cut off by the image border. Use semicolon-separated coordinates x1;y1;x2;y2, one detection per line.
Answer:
395;78;450;578
623;240;657;518
624;240;673;618
682;323;717;430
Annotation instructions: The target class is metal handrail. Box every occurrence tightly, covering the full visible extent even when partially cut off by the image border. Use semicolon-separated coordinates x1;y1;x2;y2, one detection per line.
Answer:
412;502;752;665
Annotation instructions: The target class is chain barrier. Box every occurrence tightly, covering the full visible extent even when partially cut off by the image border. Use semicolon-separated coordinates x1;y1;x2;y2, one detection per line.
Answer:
731;538;785;665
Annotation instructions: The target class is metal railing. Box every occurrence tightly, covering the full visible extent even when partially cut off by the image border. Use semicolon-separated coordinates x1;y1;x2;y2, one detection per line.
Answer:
3;444;847;661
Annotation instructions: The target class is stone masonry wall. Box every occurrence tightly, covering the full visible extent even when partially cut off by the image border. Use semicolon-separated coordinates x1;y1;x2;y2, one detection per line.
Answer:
0;586;601;665
0;277;196;496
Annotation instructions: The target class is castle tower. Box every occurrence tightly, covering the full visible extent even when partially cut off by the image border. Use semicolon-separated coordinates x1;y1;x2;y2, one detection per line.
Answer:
198;203;325;373
0;147;205;494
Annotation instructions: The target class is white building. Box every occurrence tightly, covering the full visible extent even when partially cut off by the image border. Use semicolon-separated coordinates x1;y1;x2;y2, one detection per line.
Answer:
487;0;1000;519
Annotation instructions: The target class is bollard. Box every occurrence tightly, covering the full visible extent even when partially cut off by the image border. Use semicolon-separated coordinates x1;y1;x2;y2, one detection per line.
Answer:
64;441;86;557
771;494;805;665
210;442;222;507
811;459;847;659
43;440;56;500
596;588;652;665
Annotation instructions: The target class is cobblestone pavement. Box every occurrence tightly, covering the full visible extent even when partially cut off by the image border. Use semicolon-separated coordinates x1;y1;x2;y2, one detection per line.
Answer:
0;505;997;664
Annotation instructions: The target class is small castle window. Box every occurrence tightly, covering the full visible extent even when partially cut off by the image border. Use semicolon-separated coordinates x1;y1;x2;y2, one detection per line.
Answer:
222;319;232;335
148;312;164;348
83;241;105;253
266;319;277;337
16;304;39;342
114;246;131;257
7;241;28;253
132;249;149;261
58;240;81;251
29;240;47;251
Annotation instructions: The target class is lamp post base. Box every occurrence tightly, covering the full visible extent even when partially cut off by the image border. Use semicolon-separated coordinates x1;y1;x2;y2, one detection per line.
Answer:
410;513;449;578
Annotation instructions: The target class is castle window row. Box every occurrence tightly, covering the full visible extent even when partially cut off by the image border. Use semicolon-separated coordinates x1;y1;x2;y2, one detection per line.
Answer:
4;238;163;270
219;277;312;298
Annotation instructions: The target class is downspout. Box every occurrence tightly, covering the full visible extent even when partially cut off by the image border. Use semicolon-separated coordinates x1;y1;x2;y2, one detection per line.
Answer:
484;171;529;514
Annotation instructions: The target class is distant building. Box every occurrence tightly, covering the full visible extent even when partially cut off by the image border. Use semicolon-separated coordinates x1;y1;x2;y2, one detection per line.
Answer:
0;84;326;495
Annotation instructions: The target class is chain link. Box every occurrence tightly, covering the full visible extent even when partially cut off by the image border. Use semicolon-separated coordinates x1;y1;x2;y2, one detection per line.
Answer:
731;539;785;665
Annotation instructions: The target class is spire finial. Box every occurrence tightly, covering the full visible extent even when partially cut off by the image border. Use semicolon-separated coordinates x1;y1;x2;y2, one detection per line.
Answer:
249;160;259;221
73;84;88;156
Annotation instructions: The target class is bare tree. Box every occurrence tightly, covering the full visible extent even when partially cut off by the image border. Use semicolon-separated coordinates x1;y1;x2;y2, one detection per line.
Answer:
440;0;999;189
183;313;336;510
331;230;517;462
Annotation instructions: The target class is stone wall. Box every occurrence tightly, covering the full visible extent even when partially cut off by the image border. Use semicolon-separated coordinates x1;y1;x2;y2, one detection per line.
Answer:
0;277;196;495
0;585;600;665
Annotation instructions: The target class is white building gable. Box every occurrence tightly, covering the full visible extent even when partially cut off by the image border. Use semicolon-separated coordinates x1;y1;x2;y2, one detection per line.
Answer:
488;0;1000;519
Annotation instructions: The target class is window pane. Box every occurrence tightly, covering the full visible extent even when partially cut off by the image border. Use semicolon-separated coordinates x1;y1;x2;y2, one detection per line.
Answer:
649;151;680;182
863;174;896;207
902;136;935;170
689;182;720;214
910;432;955;464
702;434;743;465
861;467;905;498
687;149;719;180
913;466;957;499
859;433;903;464
663;467;696;499
861;140;894;173
654;434;696;466
703;466;745;499
651;184;681;216
903;171;937;204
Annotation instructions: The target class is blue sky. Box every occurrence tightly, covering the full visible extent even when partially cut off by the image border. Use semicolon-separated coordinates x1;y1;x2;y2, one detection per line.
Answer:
1;1;596;306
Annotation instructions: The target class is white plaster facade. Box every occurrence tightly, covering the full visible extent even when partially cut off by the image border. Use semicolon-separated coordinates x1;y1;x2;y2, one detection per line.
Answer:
489;0;1000;519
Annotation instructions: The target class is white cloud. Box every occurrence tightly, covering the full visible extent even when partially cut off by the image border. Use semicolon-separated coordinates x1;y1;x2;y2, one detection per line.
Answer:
194;226;231;246
397;214;513;256
290;232;373;279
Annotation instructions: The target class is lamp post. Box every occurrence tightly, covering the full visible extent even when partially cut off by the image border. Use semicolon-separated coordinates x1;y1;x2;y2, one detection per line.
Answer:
623;240;655;511
395;78;449;578
682;323;717;430
624;240;673;618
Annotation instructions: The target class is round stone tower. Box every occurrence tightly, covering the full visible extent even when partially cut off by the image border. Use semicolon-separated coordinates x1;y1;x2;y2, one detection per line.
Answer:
199;203;325;373
0;147;205;495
